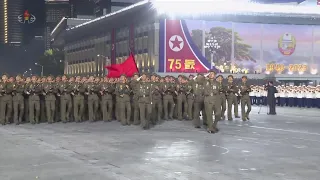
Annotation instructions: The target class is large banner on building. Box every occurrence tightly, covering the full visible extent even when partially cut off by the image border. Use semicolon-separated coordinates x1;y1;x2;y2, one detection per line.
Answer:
159;19;218;73
159;19;319;75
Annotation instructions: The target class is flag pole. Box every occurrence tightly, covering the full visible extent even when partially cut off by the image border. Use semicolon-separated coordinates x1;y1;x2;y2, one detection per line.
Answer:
128;46;139;74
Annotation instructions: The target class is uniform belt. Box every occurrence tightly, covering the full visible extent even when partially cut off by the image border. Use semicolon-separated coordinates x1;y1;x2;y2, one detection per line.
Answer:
141;95;149;97
209;93;218;96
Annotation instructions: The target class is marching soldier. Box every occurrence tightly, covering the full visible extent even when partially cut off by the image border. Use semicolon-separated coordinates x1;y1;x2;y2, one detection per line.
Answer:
86;76;99;122
204;70;221;133
162;76;175;120
130;73;140;125
26;75;41;124
217;75;227;120
94;77;102;120
43;75;56;124
58;75;72;123
186;75;195;120
13;75;25;125
226;75;240;120
239;76;252;121
72;76;85;122
24;77;31;123
54;76;61;122
150;73;162;124
40;76;47;122
115;74;131;125
138;73;152;129
100;76;115;122
176;76;188;120
0;74;13;125
192;73;206;128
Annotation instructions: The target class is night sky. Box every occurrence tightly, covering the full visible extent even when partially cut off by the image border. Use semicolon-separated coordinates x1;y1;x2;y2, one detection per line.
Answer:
0;0;46;75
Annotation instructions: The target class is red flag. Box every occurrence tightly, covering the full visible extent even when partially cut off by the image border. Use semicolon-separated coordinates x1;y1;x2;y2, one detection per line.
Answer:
105;53;138;78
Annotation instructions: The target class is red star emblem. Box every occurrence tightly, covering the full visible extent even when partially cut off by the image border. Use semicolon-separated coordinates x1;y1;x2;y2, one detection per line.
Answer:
171;36;182;49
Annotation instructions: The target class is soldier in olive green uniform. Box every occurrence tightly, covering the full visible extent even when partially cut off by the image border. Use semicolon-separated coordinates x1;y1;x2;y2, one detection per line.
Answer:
40;76;47;122
150;73;162;124
204;71;222;133
115;74;132;125
72;76;85;122
217;75;227;120
86;76;100;122
54;76;61;122
25;75;42;124
12;75;25;125
43;75;56;124
192;74;206;128
58;75;72;123
24;77;31;123
186;75;195;120
176;76;188;120
162;76;175;120
100;77;115;122
94;77;102;120
138;73;152;129
0;75;13;125
239;76;252;121
130;73;140;125
226;75;240;120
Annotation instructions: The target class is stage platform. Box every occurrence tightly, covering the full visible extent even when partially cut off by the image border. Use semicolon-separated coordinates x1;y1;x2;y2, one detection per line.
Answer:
0;106;319;180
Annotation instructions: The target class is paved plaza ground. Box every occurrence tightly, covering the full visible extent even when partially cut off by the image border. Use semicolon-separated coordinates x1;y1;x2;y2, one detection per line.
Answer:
0;106;320;180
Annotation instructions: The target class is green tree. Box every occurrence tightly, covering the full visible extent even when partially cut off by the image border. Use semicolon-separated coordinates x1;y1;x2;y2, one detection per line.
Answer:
37;49;64;76
191;29;203;51
191;27;255;65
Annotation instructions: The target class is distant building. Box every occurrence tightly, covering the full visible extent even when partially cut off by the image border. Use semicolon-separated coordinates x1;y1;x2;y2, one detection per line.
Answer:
45;0;70;50
0;0;23;46
90;0;141;17
70;0;95;17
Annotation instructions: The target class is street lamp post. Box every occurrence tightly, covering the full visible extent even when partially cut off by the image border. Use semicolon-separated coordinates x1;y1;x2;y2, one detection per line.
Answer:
204;36;220;70
35;63;44;77
97;54;110;76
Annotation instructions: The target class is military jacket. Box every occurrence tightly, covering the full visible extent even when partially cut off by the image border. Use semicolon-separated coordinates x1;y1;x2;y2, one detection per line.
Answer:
115;83;131;96
161;82;174;95
204;79;220;96
72;82;86;95
57;81;71;95
130;80;140;96
86;82;99;94
150;81;162;98
43;82;56;100
176;83;187;94
101;82;114;100
226;82;238;96
25;82;42;95
0;82;5;96
240;82;251;96
13;82;25;95
43;82;56;94
218;82;227;95
138;82;152;98
186;81;194;96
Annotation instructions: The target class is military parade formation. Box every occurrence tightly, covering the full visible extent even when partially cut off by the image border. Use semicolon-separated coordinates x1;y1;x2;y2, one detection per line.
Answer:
0;71;257;134
2;70;320;133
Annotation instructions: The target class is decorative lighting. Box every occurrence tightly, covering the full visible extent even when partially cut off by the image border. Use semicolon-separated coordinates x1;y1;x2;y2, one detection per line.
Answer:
67;0;149;31
152;0;320;17
4;0;8;43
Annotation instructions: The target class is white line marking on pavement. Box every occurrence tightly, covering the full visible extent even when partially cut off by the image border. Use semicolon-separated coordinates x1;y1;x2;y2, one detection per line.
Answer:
249;126;320;136
212;145;230;155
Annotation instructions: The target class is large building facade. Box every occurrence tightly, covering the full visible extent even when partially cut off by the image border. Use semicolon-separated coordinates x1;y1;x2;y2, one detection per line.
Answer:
45;0;70;50
58;1;320;81
0;0;23;46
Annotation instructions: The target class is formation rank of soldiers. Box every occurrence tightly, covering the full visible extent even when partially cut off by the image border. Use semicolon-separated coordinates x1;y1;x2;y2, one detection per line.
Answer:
0;71;252;134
